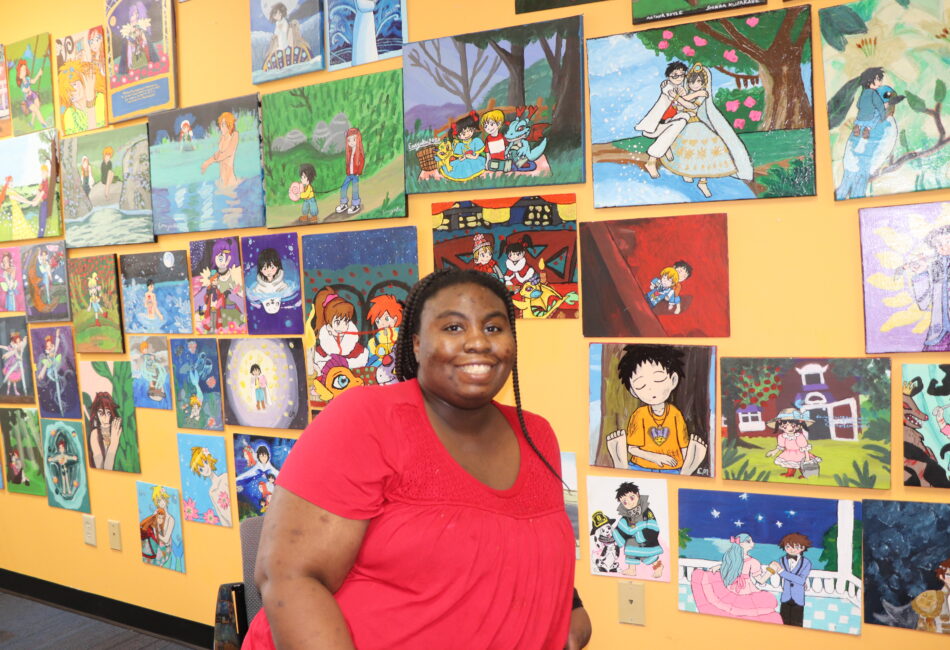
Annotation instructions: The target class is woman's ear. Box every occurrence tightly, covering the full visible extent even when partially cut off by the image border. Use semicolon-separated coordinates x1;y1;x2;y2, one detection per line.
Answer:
413;333;421;361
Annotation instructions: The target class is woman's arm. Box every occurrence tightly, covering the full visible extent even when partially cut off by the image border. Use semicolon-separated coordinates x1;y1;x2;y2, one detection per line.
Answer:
255;486;369;649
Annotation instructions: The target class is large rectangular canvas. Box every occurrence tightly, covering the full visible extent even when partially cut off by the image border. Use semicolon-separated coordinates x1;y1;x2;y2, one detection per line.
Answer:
67;255;124;353
0;316;34;405
189;236;248;334
588;7;816;207
106;0;177;122
679;489;862;634
177;432;232;527
5;33;54;135
0;248;25;313
219;338;308;430
0;130;61;241
900;364;950;489
432;194;578;319
233;432;296;521
55;26;109;135
864;500;950;635
42;419;90;513
561;452;579;559
60;123;154;248
579;214;729;337
22;242;70;323
403;17;585;194
0;408;46;496
326;0;405;71
241;232;304;335
632;0;766;24
516;0;605;13
80;360;140;472
590;343;714;477
119;250;193;334
170;338;224;431
30;326;82;420
859;201;950;353
820;0;949;200
249;0;324;84
720;357;891;488
261;69;405;226
301;226;417;409
587;476;670;581
0;45;14;137
130;335;171;410
136;481;185;572
149;94;265;235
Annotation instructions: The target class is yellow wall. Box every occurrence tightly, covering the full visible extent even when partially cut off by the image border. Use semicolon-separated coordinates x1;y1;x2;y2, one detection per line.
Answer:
0;0;948;647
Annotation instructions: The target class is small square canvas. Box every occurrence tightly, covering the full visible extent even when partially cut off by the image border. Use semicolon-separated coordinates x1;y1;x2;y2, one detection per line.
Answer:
0;408;46;496
170;338;224;431
0;248;25;313
0;45;13;137
241;232;304;335
0;130;61;241
80;360;140;472
432;195;578;319
250;0;324;84
219;338;308;430
30;326;82;420
234;432;296;521
22;242;70;323
5;33;55;135
136;481;185;572
189;236;247;334
129;335;172;410
325;0;405;71
68;255;124;353
55;26;109;135
0;316;34;405
720;357;891;488
119;250;193;334
900;364;950;489
579;214;730;338
177;433;232;527
42;419;90;513
632;0;766;24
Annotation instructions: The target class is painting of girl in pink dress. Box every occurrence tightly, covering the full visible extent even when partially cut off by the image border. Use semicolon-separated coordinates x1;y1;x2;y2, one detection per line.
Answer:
765;408;822;479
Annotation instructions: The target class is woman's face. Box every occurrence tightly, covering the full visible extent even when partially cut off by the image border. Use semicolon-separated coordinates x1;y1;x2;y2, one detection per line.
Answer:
459;126;475;140
199;460;212;477
330;314;350;334
740;537;754;551
413;283;515;410
689;76;704;91
779;421;799;434
97;407;112;427
347;134;358;146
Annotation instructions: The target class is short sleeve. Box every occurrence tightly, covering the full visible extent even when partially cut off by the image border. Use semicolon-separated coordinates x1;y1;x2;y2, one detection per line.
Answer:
277;386;396;520
674;408;689;448
626;410;646;447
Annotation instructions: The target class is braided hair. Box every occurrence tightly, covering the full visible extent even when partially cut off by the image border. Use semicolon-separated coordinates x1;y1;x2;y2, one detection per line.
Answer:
394;268;563;485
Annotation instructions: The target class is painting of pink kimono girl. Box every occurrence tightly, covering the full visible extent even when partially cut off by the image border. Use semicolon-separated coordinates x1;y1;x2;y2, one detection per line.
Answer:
765;408;822;479
308;287;368;380
335;128;364;216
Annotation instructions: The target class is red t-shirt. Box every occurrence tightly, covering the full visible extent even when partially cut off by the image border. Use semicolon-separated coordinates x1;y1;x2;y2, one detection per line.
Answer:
243;380;574;649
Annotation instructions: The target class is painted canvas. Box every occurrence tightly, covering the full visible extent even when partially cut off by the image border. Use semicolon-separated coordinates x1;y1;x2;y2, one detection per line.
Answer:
130;335;171;410
177;433;232;527
820;0;950;200
0;45;14;137
80;360;140;472
301;226;417;409
587;475;670;581
5;33;54;135
55;26;109;135
900;365;950;489
136;481;185;572
188;237;247;334
678;489;862;634
0;408;46;496
0;248;25;313
60;123;154;248
30;326;82;421
326;0;405;70
22;242;70;323
588;7;816;207
516;0;605;13
859;201;950;353
119;250;192;334
403;17;585;194
561;451;579;559
432;194;579;319
633;0;766;24
149;94;265;235
42;419;90;513
67;255;124;353
220;338;308;430
261;69;405;227
864;500;950;635
241;232;304;335
590;343;715;477
250;0;324;84
0;130;61;241
720;357;891;488
105;0;177;122
233;432;296;520
0;316;33;404
579;214;730;338
170;338;224;431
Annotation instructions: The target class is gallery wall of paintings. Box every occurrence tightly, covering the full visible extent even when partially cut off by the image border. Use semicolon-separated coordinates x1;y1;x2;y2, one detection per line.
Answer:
0;0;948;647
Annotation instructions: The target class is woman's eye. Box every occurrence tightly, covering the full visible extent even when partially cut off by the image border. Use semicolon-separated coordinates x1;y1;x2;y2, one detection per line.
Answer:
443;323;462;332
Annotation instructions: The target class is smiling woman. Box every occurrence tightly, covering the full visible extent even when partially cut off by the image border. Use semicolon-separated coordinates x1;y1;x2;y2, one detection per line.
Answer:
245;269;588;649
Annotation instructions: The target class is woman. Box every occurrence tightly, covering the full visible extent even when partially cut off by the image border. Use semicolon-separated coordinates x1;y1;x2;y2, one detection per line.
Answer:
690;533;782;623
659;63;753;198
87;391;122;470
190;446;232;527
78;156;95;196
246;269;589;649
15;59;48;129
439;112;487;182
0;330;26;396
765;408;821;479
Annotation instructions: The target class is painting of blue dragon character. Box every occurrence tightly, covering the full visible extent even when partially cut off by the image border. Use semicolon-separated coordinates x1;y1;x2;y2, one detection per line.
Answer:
820;0;950;200
136;481;185;573
233;432;296;521
42;418;90;513
119;251;193;335
170;338;224;432
326;0;405;71
149;94;265;235
250;0;324;85
241;232;303;335
129;335;172;410
402;16;585;194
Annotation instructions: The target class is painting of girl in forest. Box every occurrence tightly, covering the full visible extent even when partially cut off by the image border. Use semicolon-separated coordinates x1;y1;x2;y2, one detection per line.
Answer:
68;255;123;353
190;237;247;335
80;360;140;473
5;33;54;136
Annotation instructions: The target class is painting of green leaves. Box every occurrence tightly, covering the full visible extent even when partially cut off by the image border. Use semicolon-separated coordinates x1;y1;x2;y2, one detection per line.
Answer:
0;407;47;496
80;360;140;473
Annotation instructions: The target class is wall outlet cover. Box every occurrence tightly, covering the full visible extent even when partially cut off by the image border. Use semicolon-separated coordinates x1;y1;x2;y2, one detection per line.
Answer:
618;581;645;626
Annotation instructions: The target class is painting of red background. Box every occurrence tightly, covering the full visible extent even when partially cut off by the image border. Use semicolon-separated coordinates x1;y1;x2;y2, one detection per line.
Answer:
580;213;729;337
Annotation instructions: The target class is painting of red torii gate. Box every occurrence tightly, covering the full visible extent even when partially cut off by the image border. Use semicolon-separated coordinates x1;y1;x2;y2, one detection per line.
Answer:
720;357;891;489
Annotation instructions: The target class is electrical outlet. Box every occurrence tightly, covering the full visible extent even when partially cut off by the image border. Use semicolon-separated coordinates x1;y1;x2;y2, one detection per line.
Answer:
618;581;645;626
108;520;122;550
82;514;96;546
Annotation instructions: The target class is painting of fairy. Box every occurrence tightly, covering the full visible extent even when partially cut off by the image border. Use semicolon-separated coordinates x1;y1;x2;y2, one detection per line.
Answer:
119;251;193;335
80;360;140;473
632;0;765;24
30;326;82;421
0;408;47;497
0;45;13;137
42;418;90;513
326;0;405;71
233;433;296;520
5;33;54;136
68;255;124;354
21;242;70;323
55;26;109;135
130;335;172;410
241;233;304;335
820;0;950;200
588;6;816;207
170;338;224;432
0;316;34;405
900;365;950;489
0;248;25;313
189;237;247;335
219;337;308;430
177;433;232;527
403;16;585;194
432;195;578;318
0;130;61;242
249;0;324;84
136;481;185;572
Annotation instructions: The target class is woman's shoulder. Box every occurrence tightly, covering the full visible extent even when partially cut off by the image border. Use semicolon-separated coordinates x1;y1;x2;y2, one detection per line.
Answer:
497;403;560;452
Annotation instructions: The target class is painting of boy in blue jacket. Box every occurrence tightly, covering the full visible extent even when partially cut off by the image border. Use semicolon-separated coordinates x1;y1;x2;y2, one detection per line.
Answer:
768;532;813;626
613;481;663;578
852;67;886;153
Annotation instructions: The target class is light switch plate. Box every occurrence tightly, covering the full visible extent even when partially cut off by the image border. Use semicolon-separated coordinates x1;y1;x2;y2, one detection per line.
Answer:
618;581;645;625
82;514;96;546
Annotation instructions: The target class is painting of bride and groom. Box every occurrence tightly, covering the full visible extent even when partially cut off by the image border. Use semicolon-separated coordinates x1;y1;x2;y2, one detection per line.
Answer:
588;6;816;208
